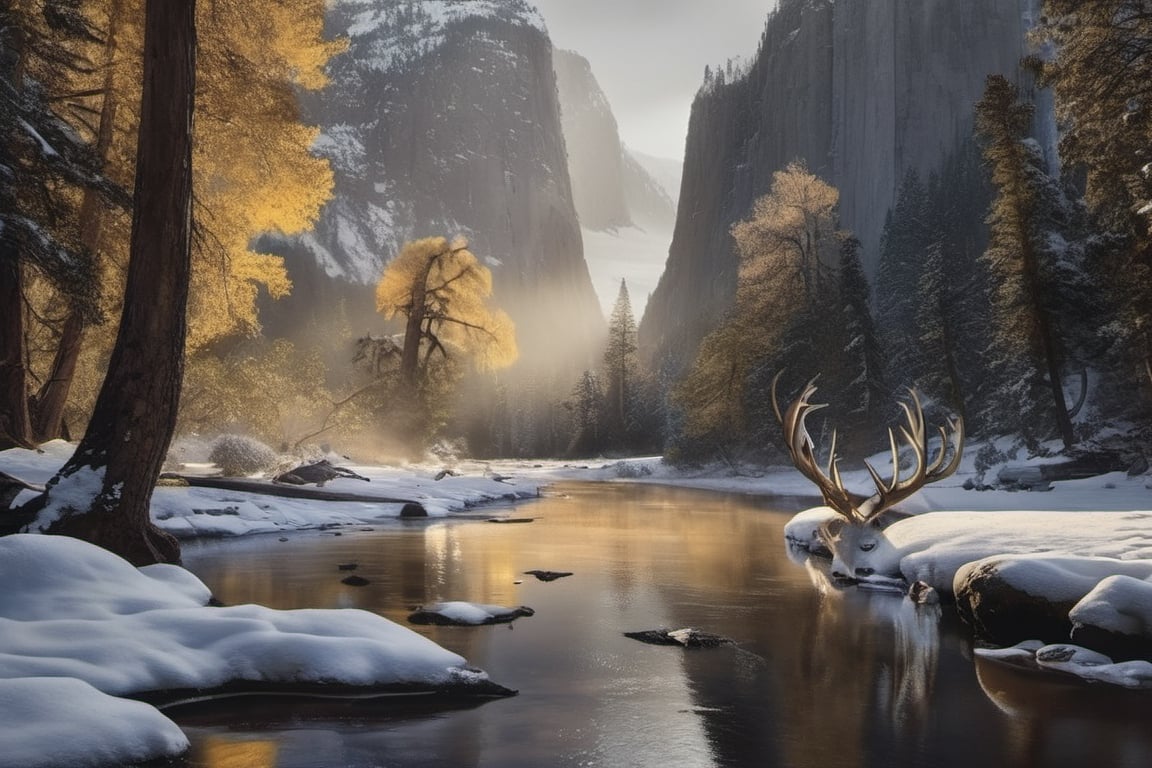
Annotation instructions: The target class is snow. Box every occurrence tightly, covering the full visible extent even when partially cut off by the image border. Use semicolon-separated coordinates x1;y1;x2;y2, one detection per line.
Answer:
0;533;502;766
4;440;542;538
977;641;1152;690
411;601;531;624
1070;574;1152;637
337;0;546;73
5;437;1152;703
0;677;189;768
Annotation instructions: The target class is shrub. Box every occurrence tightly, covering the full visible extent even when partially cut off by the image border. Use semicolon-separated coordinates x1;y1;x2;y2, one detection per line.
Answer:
209;434;279;476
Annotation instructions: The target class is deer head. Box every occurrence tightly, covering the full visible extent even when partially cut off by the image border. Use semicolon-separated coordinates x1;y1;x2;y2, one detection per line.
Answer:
773;374;964;581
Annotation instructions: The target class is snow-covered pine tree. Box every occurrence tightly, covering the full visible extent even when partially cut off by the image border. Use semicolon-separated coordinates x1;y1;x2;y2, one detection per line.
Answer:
832;236;886;448
0;4;125;450
976;74;1100;450
875;170;930;392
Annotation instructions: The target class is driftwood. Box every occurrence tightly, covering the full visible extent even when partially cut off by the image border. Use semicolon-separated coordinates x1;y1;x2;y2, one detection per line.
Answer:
0;471;44;512
159;474;427;517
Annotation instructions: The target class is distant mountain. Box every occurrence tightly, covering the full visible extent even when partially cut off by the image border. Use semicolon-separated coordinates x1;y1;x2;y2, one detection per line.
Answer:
261;1;604;413
552;49;676;234
640;0;1046;372
552;48;677;316
629;150;682;206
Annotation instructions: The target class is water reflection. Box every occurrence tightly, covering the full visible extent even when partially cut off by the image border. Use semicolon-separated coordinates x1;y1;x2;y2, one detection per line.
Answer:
176;483;1152;768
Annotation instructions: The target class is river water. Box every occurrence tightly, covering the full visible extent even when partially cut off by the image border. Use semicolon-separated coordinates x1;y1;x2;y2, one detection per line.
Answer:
174;483;1152;768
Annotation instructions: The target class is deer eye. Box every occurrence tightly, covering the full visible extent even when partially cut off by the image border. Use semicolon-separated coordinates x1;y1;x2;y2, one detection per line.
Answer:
860;542;876;552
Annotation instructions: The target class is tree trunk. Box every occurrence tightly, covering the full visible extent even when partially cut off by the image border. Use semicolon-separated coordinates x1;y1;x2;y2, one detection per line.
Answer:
31;0;123;443
0;256;34;450
0;24;34;451
29;0;196;566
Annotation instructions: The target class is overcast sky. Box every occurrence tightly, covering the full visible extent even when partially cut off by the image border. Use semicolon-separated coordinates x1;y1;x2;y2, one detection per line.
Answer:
531;0;777;160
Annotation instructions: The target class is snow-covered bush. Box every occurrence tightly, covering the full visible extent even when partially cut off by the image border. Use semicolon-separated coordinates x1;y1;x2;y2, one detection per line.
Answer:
614;461;653;479
208;435;278;477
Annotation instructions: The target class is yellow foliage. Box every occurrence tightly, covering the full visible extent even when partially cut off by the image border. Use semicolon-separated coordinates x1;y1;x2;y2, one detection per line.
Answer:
376;236;519;372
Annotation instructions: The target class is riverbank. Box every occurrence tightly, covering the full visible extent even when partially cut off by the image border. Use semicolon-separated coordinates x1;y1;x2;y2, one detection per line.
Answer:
4;439;1152;539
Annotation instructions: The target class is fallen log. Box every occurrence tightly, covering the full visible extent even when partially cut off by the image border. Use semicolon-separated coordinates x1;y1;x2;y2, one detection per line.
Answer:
159;473;427;517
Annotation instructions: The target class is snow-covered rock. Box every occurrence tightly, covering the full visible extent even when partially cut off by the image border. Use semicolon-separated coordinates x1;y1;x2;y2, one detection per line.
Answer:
976;640;1152;690
407;601;535;625
1069;574;1152;660
954;554;1152;646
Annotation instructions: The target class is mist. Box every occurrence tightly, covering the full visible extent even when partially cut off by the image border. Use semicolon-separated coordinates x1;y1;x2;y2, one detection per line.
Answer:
531;0;777;159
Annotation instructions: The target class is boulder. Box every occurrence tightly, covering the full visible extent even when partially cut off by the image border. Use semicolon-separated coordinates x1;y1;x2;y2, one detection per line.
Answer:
955;555;1152;647
1069;575;1152;662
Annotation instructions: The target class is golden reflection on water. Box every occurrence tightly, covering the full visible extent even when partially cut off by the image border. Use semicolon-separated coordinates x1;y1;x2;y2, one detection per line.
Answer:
196;736;277;768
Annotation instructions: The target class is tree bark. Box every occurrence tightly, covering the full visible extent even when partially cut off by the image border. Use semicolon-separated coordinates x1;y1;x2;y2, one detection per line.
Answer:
0;25;34;451
31;0;196;566
31;0;123;443
0;256;35;450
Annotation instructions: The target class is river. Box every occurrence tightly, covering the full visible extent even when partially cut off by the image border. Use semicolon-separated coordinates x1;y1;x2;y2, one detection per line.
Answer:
173;482;1152;768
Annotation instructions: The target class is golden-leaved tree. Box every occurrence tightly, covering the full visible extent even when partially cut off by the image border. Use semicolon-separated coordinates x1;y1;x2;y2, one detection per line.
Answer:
374;236;518;449
21;0;340;440
674;162;842;458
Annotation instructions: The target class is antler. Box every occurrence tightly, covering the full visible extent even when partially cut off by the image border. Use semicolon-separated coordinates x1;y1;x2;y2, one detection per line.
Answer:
772;373;964;524
771;374;869;520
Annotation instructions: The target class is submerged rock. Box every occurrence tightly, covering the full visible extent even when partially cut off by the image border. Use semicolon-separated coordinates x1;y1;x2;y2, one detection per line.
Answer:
341;575;370;587
624;628;733;649
523;570;572;582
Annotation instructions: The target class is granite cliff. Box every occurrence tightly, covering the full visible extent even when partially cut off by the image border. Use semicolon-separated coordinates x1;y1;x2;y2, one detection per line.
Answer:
639;0;1044;372
552;48;677;316
262;0;604;397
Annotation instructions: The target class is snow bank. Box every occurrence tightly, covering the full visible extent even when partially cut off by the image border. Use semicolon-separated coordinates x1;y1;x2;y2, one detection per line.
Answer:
1;441;542;538
786;507;1152;592
0;534;509;767
0;678;189;768
0;534;489;695
977;641;1152;690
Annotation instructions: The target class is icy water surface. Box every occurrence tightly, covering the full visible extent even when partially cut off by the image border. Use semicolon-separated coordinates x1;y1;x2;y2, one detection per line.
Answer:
176;483;1152;768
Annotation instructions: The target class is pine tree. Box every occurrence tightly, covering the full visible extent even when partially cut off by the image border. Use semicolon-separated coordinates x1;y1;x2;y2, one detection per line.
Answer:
565;370;603;457
1032;1;1152;432
833;236;885;444
602;279;639;447
976;74;1095;449
913;139;996;434
19;0;338;443
875;170;930;391
375;236;518;452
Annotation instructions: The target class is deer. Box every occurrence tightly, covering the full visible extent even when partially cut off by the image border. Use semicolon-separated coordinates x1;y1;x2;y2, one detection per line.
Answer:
772;374;965;583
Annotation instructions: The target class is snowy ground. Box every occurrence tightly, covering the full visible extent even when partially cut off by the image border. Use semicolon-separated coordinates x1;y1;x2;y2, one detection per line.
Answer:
3;439;1152;765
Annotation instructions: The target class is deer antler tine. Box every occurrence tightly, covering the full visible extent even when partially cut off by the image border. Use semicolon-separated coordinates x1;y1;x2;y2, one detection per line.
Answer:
778;377;964;523
885;426;901;493
771;371;786;425
826;428;839;478
863;458;888;499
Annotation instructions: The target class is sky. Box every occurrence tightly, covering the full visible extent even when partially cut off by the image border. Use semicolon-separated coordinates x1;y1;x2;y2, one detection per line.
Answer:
530;0;777;160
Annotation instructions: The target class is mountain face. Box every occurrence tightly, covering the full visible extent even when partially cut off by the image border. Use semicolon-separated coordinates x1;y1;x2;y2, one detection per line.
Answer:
264;0;603;385
552;48;676;234
552;48;677;317
639;0;1043;372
